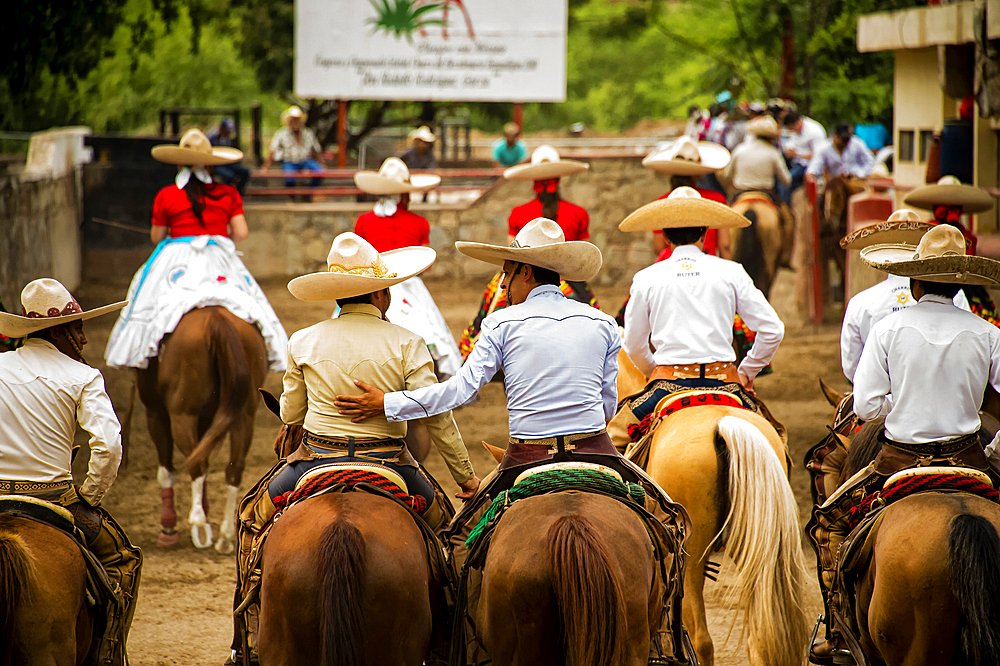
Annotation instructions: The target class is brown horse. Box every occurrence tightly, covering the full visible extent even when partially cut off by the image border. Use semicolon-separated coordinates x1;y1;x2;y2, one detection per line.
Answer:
730;192;785;298
0;515;92;665
821;175;866;299
256;491;436;666
476;492;660;666
136;306;268;552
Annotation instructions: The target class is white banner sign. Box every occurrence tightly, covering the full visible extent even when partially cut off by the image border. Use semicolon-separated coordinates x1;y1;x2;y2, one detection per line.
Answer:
295;0;567;102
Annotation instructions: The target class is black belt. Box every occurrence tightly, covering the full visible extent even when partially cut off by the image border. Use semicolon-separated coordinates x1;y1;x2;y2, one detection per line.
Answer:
881;431;980;458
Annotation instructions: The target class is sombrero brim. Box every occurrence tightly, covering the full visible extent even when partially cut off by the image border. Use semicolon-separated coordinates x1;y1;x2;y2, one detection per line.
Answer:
860;243;1000;286
503;160;589;181
455;240;602;282
642;142;731;176
354;172;441;195
840;220;936;250
0;301;127;338
151;145;244;166
903;184;995;214
287;246;436;302
619;197;750;232
748;127;782;138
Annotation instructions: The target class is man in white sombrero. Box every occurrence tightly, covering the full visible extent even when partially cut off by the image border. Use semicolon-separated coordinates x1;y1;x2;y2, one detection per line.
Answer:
723;115;791;203
353;157;464;379
399;125;438;171
808;224;1000;662
609;187;785;453
263;105;325;188
0;278;142;665
335;219;691;666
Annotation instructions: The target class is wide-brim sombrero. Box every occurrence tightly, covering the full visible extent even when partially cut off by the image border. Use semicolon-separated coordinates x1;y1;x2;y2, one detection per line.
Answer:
151;145;243;166
354;171;441;195
455;240;601;282
840;219;936;250
287;246;436;302
503;148;589;181
642;141;731;176
903;182;994;214
620;188;750;232
0;301;127;338
860;245;1000;286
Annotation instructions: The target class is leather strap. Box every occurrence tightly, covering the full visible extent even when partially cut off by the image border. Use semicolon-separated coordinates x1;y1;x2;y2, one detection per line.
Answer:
649;362;739;383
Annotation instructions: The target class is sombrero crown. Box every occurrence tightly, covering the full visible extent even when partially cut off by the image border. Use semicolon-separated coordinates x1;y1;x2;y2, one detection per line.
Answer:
455;218;602;282
747;116;781;138
619;186;750;232
860;224;1000;286
0;278;126;338
354;157;440;195
642;136;731;176
503;145;589;181
151;128;243;166
903;175;994;214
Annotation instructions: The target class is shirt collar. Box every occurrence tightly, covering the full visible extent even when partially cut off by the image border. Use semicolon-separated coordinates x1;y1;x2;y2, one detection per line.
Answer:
22;338;58;352
918;294;953;305
527;284;563;300
339;303;386;319
671;244;704;258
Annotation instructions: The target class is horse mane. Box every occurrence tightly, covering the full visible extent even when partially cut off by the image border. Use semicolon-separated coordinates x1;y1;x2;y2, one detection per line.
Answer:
0;522;36;666
841;418;885;485
319;518;366;666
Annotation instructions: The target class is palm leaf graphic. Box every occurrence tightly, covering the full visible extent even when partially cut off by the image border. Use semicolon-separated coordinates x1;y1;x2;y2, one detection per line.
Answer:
367;0;448;42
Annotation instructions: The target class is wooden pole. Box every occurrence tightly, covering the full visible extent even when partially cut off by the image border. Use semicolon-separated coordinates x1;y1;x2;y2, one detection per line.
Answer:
513;102;523;130
337;100;348;168
806;178;824;325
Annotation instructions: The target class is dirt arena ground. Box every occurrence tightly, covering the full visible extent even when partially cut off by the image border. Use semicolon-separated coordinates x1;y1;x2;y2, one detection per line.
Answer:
69;261;842;665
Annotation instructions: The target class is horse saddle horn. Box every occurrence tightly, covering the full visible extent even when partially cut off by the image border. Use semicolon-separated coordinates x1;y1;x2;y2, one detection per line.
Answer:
482;441;505;465
259;388;281;418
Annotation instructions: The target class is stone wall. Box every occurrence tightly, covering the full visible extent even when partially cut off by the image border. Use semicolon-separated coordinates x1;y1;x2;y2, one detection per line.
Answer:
241;155;671;286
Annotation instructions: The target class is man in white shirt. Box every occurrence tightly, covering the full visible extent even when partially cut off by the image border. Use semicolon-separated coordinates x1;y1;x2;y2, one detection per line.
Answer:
806;123;875;181
0;278;142;666
780;111;826;203
609;187;785;452
808;225;1000;662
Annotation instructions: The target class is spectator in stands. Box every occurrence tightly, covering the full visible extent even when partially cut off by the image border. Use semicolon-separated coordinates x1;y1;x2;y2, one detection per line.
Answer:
806;123;876;181
399;126;438;171
208;118;251;195
492;123;527;167
780;111;827;203
263;105;325;188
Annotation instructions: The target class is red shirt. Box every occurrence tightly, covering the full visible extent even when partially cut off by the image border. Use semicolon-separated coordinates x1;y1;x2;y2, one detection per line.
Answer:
152;183;244;237
508;199;590;241
354;209;430;252
653;187;726;259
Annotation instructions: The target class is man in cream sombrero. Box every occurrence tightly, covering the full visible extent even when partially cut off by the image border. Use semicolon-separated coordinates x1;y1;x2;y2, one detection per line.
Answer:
336;219;691;666
263;105;325;188
353;157;464;379
0;279;142;666
609;187;785;453
807;224;1000;662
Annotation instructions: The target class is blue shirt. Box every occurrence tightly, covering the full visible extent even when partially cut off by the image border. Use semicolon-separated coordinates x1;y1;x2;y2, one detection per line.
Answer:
492;139;528;167
384;285;621;438
806;136;875;178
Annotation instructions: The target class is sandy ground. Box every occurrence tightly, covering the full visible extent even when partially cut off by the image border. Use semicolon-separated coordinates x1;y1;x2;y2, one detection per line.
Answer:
66;261;842;666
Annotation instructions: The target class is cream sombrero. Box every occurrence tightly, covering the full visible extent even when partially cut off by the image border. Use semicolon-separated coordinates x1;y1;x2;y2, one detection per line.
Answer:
619;186;750;232
903;176;995;214
860;224;1000;286
455;218;602;282
354;157;441;195
281;105;306;125
408;126;436;144
840;209;934;250
503;146;589;181
287;233;436;302
642;136;731;176
151;129;244;166
0;278;127;338
747;116;782;138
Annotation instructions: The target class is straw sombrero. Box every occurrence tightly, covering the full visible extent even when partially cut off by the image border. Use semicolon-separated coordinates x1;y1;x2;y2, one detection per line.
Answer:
281;105;306;125
747;116;782;138
503;146;589;181
619;186;750;232
354;157;441;195
642;137;731;176
840;209;933;250
860;225;1000;286
903;176;994;214
151;129;243;166
287;233;435;302
0;278;127;338
455;218;602;282
408;126;436;144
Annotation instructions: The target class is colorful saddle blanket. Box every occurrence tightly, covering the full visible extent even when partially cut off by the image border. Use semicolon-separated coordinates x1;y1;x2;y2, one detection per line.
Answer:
273;461;427;514
630;389;753;443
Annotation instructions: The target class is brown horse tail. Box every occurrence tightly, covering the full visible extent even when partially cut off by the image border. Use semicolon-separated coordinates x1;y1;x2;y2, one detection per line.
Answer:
547;514;628;666
318;517;366;666
0;529;35;662
184;309;253;475
949;513;1000;666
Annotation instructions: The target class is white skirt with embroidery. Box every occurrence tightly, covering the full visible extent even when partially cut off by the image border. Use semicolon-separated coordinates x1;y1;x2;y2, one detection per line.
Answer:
386;277;462;380
104;235;288;372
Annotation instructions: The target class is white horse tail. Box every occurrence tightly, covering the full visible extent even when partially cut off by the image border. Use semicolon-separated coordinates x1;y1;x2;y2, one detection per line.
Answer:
715;415;809;666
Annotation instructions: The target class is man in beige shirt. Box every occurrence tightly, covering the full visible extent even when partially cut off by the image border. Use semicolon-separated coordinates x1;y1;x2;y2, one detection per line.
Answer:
724;115;791;197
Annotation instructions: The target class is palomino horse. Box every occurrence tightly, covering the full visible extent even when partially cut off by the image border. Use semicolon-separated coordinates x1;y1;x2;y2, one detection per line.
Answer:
0;515;92;665
477;491;661;666
730;193;783;298
256;491;437;666
617;350;809;666
136;306;267;552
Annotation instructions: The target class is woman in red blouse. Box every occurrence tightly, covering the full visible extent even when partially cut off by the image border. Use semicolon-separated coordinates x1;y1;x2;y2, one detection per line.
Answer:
105;129;288;373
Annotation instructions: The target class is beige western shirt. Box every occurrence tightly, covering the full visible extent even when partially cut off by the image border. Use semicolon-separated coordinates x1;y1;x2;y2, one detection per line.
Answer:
0;339;122;505
725;138;792;192
280;303;474;484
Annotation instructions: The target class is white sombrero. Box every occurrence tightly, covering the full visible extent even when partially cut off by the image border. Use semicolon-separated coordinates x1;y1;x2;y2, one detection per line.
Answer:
455;218;602;282
287;233;436;302
642;137;731;176
840;209;935;250
354;157;441;195
0;278;127;338
281;105;306;125
151;129;244;166
903;176;995;214
408;126;436;144
503;146;589;181
861;224;1000;286
747;116;782;138
619;186;751;232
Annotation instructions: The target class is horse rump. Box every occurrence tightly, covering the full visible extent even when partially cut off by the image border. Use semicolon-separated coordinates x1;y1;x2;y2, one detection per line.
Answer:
0;527;35;654
547;514;627;666
733;209;769;296
949;512;1000;666
319;518;366;666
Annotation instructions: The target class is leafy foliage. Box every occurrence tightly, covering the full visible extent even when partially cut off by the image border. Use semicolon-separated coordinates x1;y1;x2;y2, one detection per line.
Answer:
367;0;446;43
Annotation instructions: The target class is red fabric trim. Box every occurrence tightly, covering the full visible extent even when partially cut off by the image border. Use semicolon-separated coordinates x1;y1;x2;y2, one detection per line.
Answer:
23;300;82;318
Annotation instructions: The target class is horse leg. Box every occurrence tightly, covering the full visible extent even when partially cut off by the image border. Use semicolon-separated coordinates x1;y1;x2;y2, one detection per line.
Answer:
216;413;253;554
682;552;715;666
170;412;213;548
137;367;180;548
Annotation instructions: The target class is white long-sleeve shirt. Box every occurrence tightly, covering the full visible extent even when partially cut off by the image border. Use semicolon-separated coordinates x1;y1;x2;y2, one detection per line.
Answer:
0;339;122;505
854;295;1000;443
623;245;784;381
806;136;875;178
785;117;827;167
384;285;620;438
841;275;970;382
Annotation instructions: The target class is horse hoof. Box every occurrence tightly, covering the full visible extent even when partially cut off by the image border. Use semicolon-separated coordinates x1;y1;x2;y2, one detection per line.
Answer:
158;531;180;548
191;523;214;549
215;535;235;554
